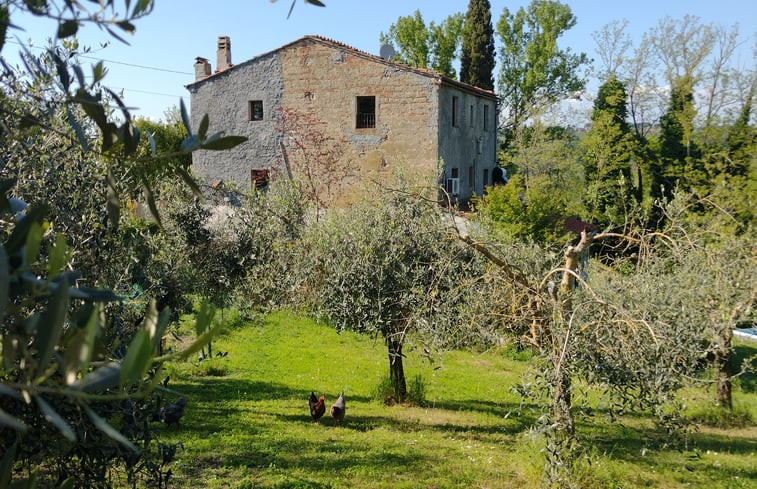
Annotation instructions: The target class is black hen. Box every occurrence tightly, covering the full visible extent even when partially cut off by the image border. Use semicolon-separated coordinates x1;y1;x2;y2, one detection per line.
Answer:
158;397;187;426
330;391;345;423
309;391;326;423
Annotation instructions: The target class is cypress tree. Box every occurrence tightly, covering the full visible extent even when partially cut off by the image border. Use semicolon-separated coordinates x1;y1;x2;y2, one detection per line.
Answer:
460;0;496;90
581;76;639;227
725;86;755;178
657;75;703;200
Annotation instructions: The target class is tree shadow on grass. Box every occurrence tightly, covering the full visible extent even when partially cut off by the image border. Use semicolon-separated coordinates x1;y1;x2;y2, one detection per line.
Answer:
579;419;757;482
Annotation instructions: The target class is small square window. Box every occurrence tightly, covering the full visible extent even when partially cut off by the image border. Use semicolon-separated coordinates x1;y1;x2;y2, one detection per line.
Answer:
356;96;376;128
249;100;264;121
450;167;459;178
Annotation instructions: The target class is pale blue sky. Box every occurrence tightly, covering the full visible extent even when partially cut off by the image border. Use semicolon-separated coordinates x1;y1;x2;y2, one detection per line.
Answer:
5;0;756;121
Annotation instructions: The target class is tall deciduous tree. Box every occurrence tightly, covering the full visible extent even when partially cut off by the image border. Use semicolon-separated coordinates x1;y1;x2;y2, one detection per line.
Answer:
379;10;430;68
460;0;496;90
496;0;589;134
428;13;464;78
380;10;464;79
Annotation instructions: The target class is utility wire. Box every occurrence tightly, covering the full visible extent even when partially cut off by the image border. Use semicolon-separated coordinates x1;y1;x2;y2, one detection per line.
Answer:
5;39;193;75
77;54;192;75
110;86;184;98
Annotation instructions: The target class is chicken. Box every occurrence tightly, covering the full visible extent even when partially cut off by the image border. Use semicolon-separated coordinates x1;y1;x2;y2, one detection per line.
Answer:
330;391;345;423
158;397;187;427
309;391;326;423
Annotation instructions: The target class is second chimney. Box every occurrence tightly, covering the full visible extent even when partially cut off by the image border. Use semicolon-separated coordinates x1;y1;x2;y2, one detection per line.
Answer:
216;36;232;72
194;57;211;81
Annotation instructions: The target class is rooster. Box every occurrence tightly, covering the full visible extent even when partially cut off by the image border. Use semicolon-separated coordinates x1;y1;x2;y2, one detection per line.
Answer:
330;391;345;424
309;391;326;423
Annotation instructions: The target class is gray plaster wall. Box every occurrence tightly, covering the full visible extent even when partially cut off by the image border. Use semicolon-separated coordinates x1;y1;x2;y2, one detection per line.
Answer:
187;53;284;191
437;85;497;202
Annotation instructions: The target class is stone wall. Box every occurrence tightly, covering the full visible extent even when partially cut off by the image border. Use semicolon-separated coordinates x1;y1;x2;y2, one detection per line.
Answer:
437;85;498;201
278;39;440;197
188;52;285;190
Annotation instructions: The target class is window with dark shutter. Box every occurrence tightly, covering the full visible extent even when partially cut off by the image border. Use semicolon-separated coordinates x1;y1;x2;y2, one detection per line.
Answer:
356;96;376;128
249;100;264;121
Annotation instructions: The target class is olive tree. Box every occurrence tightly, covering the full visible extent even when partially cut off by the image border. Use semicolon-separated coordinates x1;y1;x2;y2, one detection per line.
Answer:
301;179;484;402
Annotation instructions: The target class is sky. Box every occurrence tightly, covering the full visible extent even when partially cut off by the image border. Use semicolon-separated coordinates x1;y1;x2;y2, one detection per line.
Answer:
4;0;756;121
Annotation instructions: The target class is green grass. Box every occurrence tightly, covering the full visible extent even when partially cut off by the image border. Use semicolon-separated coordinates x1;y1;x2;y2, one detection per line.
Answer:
150;312;757;488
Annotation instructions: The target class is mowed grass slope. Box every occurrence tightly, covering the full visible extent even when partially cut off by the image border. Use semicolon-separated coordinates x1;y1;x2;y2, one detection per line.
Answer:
156;312;757;489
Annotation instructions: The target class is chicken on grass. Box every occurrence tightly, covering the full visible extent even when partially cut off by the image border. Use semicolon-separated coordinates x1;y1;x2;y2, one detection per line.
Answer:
330;391;345;423
309;391;326;423
152;397;187;427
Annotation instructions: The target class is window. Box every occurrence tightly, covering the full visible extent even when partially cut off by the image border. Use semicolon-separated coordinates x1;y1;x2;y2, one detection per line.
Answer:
483;105;489;131
469;104;474;127
452;96;459;127
446;167;460;195
483;168;489;187
249;100;263;121
356;96;376;128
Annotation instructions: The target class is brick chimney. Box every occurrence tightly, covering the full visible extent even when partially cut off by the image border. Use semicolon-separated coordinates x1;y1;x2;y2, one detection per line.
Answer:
194;57;210;81
216;36;232;72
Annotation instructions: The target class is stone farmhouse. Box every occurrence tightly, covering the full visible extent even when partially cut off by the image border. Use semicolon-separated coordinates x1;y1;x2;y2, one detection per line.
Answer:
186;35;498;203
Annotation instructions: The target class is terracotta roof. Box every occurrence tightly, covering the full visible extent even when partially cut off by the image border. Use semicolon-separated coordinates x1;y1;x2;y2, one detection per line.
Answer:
187;35;498;101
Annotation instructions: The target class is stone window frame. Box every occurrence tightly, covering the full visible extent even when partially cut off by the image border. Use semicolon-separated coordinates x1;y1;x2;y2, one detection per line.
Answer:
248;100;264;121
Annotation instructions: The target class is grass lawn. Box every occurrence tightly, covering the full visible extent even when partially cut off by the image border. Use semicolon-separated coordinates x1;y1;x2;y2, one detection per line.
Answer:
150;311;757;489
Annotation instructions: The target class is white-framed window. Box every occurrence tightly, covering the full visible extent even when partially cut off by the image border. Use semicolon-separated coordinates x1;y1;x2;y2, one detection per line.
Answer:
446;167;460;195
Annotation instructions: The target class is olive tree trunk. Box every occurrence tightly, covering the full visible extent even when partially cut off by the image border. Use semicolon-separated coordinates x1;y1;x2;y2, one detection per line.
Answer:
714;325;733;410
387;337;407;403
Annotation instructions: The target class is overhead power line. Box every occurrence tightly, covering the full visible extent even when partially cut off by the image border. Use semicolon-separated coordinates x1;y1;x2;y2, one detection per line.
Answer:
109;86;185;98
5;40;193;75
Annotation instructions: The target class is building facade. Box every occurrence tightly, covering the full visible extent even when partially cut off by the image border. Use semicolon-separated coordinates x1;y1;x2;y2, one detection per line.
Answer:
186;35;498;203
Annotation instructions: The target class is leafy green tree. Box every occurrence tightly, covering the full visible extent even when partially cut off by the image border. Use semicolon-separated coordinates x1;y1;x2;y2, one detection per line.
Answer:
496;0;589;134
379;10;464;78
379;10;430;68
580;76;641;228
460;0;496;90
475;174;572;245
428;13;464;78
